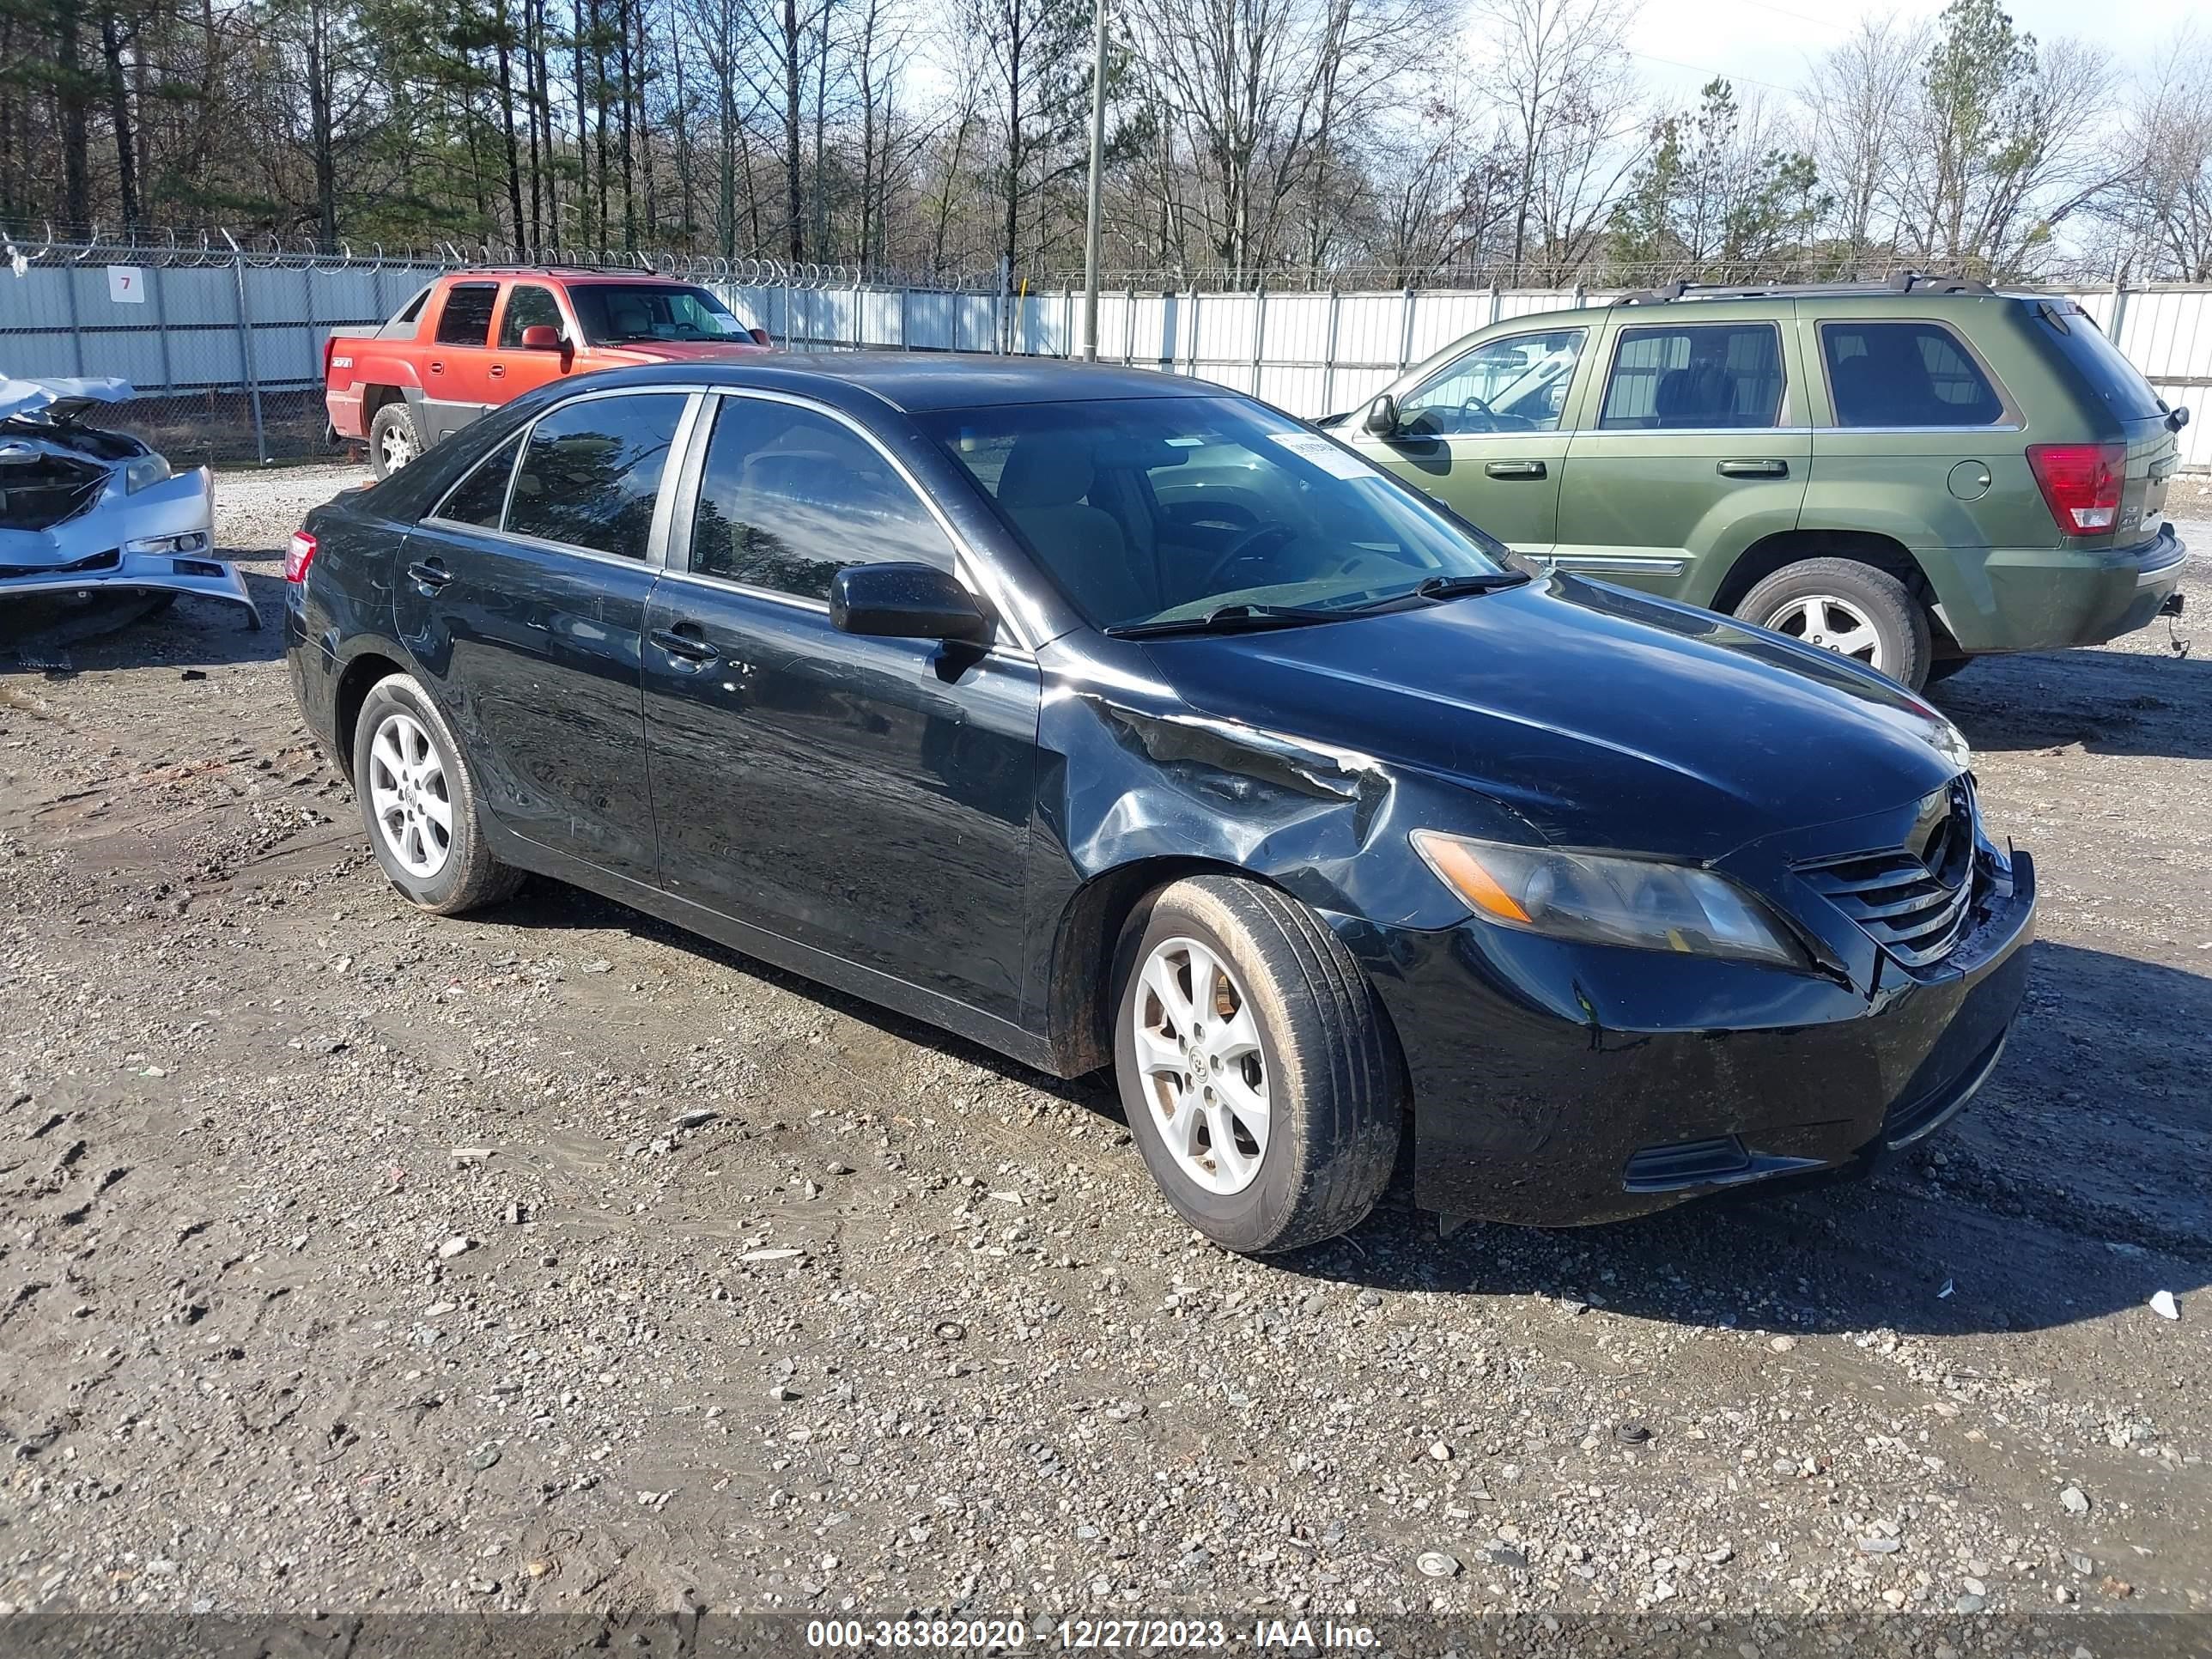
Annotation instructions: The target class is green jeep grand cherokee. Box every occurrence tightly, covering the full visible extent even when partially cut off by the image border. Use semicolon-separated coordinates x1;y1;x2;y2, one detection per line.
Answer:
1320;276;2191;690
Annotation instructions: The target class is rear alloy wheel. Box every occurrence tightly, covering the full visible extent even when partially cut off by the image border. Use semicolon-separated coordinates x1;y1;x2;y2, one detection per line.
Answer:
366;708;452;879
1113;875;1402;1255
368;403;422;480
351;672;523;915
1736;556;1932;690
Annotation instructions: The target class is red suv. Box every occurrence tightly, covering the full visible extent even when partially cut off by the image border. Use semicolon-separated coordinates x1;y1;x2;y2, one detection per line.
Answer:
325;269;773;477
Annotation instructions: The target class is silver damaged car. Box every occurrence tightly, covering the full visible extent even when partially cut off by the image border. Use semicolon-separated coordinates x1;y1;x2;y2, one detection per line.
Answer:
0;375;256;628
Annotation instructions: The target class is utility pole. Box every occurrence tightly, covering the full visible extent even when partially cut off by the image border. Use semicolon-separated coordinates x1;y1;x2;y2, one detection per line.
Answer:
1080;0;1108;361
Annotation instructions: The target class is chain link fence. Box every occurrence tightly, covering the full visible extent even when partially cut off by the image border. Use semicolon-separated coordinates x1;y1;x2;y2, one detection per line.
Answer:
4;228;2208;470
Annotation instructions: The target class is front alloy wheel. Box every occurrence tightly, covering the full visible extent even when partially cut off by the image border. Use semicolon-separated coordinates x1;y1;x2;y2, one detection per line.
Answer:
1130;936;1272;1195
1112;875;1401;1254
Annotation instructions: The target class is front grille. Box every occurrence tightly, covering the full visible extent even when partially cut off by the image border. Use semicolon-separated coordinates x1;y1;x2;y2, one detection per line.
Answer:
0;546;120;580
1799;776;1980;969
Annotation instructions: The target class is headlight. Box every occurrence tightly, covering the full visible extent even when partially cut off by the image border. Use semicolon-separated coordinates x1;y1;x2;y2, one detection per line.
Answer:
1410;830;1808;968
123;453;172;493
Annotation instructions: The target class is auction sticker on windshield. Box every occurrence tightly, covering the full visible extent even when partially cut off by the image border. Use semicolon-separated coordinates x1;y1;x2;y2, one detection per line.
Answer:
1268;428;1374;479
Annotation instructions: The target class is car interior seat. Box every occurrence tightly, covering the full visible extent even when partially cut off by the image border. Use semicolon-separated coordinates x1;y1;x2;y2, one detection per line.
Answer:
1652;361;1736;427
994;437;1153;623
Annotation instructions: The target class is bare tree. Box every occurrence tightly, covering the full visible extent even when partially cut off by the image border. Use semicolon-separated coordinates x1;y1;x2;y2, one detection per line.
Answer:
2098;27;2212;281
1124;0;1441;283
1805;14;1926;266
1475;0;1643;282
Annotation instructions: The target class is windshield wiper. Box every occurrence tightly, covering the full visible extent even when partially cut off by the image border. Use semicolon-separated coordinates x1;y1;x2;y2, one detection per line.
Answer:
1103;602;1359;639
1323;570;1533;616
1411;571;1531;600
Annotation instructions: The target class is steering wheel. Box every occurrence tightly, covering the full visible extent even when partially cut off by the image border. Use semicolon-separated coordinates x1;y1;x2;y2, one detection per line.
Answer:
1453;392;1497;432
1195;522;1298;590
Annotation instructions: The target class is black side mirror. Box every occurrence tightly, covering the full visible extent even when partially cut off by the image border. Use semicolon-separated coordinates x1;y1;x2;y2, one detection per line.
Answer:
2168;404;2191;433
1361;392;1400;437
830;562;992;644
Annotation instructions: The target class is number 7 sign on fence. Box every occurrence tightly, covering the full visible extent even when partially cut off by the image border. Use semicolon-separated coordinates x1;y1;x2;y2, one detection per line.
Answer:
106;265;146;304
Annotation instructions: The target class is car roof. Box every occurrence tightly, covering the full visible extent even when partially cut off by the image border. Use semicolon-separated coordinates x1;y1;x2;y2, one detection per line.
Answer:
596;353;1222;413
441;268;707;285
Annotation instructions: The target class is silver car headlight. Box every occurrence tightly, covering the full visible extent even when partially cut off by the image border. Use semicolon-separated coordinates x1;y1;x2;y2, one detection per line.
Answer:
1410;830;1808;968
123;453;172;493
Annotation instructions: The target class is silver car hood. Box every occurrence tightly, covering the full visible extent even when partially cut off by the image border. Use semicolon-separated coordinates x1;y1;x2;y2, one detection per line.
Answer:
0;374;135;424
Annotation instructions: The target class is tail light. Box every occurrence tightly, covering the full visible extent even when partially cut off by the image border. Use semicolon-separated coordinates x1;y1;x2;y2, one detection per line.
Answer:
2026;442;2124;534
285;530;318;583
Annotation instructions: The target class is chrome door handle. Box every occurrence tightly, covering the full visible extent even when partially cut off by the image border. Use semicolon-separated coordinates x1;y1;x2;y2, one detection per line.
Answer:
1717;459;1788;478
1485;460;1547;479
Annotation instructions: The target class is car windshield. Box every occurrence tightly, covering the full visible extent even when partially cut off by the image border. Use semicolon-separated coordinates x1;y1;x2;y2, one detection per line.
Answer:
568;283;748;344
921;395;1506;631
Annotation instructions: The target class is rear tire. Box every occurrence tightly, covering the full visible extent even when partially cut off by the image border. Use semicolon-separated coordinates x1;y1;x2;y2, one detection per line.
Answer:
368;403;422;480
1736;557;1932;690
1111;875;1402;1255
352;672;523;915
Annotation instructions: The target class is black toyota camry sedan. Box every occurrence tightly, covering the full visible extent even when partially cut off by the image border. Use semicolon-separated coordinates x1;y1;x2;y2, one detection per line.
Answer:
283;356;2034;1255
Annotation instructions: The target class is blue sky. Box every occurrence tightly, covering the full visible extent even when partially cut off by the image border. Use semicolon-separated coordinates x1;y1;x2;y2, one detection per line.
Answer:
1623;0;2198;106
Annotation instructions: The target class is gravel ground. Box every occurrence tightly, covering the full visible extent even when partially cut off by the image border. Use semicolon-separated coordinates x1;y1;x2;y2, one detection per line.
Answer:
1;464;2207;1632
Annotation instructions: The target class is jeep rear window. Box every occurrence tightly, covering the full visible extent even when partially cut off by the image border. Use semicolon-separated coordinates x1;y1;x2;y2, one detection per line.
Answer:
2040;303;2165;422
1820;321;2004;427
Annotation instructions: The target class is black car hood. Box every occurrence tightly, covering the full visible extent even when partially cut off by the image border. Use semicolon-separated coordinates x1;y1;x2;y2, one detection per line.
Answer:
1138;574;1966;861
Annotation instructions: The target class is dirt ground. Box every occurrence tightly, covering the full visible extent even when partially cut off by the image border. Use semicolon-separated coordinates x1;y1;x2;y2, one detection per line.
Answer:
1;465;2207;1634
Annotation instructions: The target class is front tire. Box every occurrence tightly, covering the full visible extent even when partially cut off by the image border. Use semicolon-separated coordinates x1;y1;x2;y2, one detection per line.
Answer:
1112;876;1402;1255
368;403;422;480
1736;556;1932;690
352;672;522;915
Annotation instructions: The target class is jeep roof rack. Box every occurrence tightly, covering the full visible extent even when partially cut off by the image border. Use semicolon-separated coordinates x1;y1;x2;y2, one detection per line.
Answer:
1613;271;1995;306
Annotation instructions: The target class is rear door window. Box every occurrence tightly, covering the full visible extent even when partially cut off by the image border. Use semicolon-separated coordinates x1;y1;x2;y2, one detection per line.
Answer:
434;283;499;347
505;392;687;558
1600;323;1784;429
1820;321;2004;427
433;434;523;527
687;396;957;600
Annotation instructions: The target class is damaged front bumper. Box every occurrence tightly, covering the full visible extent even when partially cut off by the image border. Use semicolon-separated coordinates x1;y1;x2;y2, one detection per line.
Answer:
0;465;258;629
1332;849;2036;1230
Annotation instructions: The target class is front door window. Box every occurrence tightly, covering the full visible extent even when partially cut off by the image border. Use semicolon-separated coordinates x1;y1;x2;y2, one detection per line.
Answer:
1399;329;1586;436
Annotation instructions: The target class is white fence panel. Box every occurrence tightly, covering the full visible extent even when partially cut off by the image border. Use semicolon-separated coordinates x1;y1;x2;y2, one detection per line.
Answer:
5;258;2208;466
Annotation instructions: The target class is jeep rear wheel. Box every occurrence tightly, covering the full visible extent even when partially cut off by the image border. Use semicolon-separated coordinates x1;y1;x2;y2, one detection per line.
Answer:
1737;557;1932;690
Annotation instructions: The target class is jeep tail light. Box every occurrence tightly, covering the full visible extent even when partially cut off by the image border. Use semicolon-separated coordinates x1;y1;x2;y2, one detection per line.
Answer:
285;530;318;583
2026;442;2124;534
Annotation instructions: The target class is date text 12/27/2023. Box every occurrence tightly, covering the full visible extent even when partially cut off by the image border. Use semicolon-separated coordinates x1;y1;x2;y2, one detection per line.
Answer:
801;1617;1381;1649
